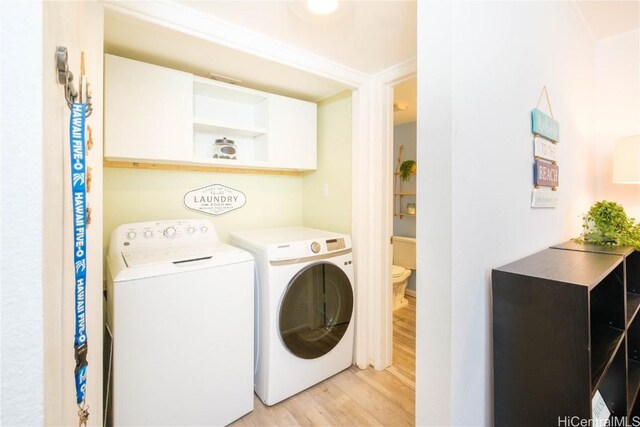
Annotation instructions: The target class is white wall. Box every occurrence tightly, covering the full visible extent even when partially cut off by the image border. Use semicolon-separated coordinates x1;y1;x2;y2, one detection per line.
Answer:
1;2;44;424
417;2;597;425
302;91;352;234
42;2;104;425
594;30;640;217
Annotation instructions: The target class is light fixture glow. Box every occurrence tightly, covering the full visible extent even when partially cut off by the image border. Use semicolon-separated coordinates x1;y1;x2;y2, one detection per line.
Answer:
613;135;640;184
306;0;339;15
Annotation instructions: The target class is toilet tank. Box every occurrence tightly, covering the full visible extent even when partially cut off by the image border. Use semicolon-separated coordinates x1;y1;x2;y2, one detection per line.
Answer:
392;236;416;270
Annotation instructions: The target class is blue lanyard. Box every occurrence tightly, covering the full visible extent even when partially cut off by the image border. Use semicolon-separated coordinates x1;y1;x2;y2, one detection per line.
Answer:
70;103;88;408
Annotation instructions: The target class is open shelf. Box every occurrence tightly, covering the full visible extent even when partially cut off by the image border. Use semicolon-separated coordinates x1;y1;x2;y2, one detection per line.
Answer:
629;293;640;326
193;119;267;138
596;339;627;420
190;157;271;170
629;360;640;411
591;324;625;392
394;155;416;221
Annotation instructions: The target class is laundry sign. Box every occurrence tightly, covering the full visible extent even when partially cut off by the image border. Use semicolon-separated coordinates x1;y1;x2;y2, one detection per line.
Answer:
183;184;247;216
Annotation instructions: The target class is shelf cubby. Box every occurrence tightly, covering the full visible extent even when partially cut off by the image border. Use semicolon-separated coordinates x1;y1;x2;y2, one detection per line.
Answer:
192;76;269;165
590;324;624;391
597;339;628;422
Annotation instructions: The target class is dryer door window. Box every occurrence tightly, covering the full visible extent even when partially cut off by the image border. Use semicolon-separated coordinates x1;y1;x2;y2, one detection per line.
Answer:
279;262;353;360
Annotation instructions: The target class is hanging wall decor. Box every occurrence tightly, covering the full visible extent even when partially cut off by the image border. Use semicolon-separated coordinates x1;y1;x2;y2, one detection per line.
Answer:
183;184;247;215
531;86;559;208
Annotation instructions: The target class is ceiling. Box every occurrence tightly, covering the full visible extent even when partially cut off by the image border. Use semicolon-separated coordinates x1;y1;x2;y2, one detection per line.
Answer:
393;77;417;125
178;0;417;75
104;0;636;110
575;1;640;39
104;11;350;102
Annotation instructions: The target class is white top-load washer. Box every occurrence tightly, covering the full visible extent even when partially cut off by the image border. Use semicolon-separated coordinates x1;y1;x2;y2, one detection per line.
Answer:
230;227;354;406
106;219;254;426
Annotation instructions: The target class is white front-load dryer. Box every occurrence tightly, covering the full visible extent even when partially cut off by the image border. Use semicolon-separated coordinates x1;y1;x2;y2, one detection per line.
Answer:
106;219;255;426
230;227;354;406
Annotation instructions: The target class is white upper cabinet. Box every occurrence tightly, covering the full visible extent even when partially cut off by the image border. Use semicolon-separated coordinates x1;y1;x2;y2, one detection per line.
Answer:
104;55;192;162
267;94;317;170
104;55;317;171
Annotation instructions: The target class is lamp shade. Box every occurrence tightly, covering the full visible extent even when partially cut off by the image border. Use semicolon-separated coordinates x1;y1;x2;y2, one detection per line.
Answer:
613;136;640;184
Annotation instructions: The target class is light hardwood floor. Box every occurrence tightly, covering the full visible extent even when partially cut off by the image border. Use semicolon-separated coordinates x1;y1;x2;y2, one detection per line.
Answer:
231;296;416;427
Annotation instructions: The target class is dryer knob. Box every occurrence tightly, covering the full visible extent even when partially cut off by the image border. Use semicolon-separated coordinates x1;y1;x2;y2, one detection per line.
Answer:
144;230;153;238
187;227;195;234
126;231;136;240
200;226;208;233
311;242;321;253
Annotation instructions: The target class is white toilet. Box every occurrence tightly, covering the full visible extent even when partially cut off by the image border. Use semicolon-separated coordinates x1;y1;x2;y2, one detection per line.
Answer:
392;236;416;310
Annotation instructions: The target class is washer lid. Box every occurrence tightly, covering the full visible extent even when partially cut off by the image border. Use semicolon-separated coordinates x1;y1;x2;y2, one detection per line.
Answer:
109;242;254;282
122;244;218;268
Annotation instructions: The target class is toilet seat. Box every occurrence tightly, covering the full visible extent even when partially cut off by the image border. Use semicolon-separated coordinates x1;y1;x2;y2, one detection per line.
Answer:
392;264;406;278
392;265;410;281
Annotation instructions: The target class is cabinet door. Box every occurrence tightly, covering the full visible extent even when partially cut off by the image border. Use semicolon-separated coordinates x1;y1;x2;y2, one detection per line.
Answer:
268;94;317;170
104;55;192;162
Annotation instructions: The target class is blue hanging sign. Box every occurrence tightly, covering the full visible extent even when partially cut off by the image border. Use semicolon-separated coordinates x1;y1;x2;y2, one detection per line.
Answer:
534;159;559;188
531;108;559;143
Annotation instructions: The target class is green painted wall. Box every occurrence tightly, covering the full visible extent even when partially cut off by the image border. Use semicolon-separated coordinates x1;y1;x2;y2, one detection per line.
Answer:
302;91;352;234
103;168;303;246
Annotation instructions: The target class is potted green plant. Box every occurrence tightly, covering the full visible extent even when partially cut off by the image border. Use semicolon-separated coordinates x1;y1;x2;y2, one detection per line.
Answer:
399;160;416;182
575;200;640;250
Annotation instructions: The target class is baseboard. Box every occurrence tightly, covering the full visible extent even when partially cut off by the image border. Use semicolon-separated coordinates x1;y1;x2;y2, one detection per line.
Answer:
405;289;416;298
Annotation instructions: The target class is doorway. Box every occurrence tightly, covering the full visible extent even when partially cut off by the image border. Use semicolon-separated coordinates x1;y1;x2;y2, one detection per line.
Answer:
388;76;417;391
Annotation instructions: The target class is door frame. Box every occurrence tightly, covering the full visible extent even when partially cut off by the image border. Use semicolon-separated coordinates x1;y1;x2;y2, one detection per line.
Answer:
351;61;417;370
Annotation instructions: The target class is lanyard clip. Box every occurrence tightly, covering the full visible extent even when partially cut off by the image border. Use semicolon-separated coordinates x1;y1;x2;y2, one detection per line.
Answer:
77;402;89;427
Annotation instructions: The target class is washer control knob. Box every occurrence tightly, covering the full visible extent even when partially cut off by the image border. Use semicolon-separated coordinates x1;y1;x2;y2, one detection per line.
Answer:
200;226;208;233
311;241;321;253
163;227;176;238
126;231;136;240
187;226;195;234
144;230;153;239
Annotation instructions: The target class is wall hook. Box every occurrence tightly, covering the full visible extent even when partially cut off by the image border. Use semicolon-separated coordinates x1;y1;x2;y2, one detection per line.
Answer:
57;46;92;117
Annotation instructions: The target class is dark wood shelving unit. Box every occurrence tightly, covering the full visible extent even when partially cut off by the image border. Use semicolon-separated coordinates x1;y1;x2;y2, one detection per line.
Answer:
493;242;636;426
552;240;640;418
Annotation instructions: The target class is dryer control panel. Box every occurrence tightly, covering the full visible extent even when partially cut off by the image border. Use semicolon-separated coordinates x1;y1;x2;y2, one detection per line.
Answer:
271;237;351;261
